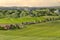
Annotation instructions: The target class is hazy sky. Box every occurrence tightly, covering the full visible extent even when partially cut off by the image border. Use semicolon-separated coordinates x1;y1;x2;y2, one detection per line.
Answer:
0;0;60;7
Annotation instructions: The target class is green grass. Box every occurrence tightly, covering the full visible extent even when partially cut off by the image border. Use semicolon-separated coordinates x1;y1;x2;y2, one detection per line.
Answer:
0;16;59;24
0;17;45;24
0;20;60;40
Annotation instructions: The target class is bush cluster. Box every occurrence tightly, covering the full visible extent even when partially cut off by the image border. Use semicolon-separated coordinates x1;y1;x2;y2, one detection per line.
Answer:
0;24;24;30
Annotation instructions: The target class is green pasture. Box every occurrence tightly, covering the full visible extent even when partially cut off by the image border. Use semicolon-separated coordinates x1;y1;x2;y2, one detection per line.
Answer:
0;17;45;24
0;16;59;24
0;20;60;40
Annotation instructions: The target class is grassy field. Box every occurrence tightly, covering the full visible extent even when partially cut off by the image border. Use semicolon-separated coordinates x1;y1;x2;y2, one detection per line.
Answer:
0;16;59;24
0;17;45;24
0;20;60;40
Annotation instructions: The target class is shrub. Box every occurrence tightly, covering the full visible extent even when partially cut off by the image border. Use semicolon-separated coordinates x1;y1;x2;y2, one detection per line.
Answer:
0;26;4;30
9;24;16;29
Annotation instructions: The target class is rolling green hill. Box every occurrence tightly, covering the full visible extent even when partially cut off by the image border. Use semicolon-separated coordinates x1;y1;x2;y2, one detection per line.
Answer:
0;8;59;40
0;20;60;40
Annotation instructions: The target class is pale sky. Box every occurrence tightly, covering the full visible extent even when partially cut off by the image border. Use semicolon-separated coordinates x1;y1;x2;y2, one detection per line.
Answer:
0;0;60;7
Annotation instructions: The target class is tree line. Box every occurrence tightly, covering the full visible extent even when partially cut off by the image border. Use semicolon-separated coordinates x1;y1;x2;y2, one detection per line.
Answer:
0;8;60;18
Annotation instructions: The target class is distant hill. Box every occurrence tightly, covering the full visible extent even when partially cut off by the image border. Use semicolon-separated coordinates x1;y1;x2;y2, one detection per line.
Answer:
0;6;60;10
